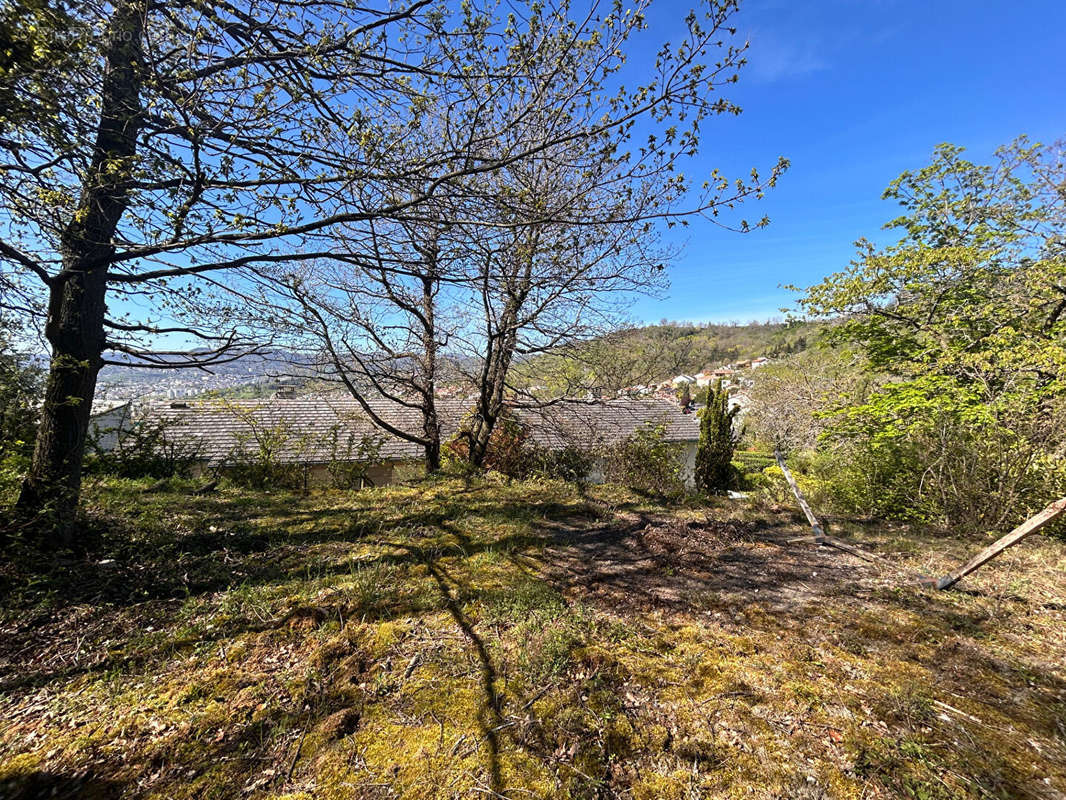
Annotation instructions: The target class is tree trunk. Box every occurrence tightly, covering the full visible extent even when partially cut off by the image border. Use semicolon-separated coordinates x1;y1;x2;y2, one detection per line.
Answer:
17;273;108;529
424;436;441;473
467;240;530;468
421;270;442;474
468;321;518;468
16;0;144;535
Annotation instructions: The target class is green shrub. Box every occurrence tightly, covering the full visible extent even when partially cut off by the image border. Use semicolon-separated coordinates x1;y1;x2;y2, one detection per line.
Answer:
815;415;1066;531
325;426;386;489
732;450;775;491
225;447;305;490
694;379;739;494
445;413;531;478
603;424;685;497
793;141;1066;535
85;416;202;479
527;444;596;485
0;452;30;505
440;445;484;478
757;457;835;511
223;421;309;490
446;413;596;485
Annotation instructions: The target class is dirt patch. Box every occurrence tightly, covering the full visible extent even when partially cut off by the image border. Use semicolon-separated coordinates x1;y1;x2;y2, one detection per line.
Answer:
542;511;899;614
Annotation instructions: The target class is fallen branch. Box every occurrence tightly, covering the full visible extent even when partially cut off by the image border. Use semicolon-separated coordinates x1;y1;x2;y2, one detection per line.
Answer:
285;717;310;784
774;449;826;541
932;699;982;724
818;536;882;563
920;497;1066;590
774;449;883;564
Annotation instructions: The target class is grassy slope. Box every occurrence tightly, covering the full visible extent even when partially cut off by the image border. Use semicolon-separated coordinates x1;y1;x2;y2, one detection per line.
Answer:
1;478;1064;800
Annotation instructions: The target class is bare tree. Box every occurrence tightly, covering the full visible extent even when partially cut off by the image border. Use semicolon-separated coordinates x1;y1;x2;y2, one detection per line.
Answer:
747;347;872;452
252;0;786;473
1;0;477;528
2;0;789;527
444;0;787;466
279;211;463;473
455;188;672;465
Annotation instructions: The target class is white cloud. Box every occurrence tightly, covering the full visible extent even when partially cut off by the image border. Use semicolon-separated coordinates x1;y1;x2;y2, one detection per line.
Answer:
744;28;829;83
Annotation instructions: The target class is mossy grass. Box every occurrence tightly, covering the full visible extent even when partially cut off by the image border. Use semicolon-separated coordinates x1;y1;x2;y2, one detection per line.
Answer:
1;476;1064;798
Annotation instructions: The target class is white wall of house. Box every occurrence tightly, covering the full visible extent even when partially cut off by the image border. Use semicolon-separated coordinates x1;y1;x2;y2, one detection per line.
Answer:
89;404;132;452
680;441;698;489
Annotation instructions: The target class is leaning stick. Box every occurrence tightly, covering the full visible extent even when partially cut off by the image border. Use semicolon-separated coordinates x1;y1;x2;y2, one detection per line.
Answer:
774;449;826;541
924;497;1066;590
774;449;881;564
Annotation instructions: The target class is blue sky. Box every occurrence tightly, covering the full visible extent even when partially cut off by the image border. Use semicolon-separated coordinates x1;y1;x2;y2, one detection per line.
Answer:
631;0;1066;324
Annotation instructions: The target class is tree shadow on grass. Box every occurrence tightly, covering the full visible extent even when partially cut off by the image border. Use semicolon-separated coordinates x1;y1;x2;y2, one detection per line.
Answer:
416;548;505;796
4;487;1064;799
0;770;125;800
537;512;1066;798
541;512;824;612
0;487;566;696
0;523;560;696
0;490;591;613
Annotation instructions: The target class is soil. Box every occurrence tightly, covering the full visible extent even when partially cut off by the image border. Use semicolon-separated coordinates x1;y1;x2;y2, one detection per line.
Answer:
543;510;902;614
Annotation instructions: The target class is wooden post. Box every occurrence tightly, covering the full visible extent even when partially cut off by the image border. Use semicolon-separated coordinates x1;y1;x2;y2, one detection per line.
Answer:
774;448;882;564
775;449;826;542
928;497;1066;590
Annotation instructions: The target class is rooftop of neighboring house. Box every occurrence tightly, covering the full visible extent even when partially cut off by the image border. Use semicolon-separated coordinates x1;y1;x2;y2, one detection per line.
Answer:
95;397;700;465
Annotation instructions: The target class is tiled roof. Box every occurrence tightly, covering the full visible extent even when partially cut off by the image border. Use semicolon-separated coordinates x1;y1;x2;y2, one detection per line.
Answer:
130;397;699;464
517;399;700;450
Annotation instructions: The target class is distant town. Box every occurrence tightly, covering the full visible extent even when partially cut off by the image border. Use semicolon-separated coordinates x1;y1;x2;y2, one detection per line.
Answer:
94;355;772;420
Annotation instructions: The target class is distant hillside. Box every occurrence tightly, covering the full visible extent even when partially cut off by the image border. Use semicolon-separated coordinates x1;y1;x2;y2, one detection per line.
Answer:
615;319;823;372
513;319;825;393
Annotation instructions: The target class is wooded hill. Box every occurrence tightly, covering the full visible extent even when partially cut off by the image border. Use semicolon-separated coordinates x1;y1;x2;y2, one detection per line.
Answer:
613;319;823;372
514;318;825;393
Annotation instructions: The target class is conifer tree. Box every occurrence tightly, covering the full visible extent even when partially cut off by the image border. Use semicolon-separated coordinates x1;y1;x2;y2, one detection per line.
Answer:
695;380;738;493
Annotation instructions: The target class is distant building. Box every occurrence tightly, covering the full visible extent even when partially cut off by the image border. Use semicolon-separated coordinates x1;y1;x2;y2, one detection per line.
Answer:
728;391;752;416
92;397;703;488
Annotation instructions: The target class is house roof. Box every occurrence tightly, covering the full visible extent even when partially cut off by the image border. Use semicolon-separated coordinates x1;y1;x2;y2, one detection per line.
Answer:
90;400;132;416
516;399;699;451
123;397;699;464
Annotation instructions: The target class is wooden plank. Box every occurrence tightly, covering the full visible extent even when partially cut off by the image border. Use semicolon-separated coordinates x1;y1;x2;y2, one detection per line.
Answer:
774;449;884;564
931;497;1066;590
774;449;827;541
